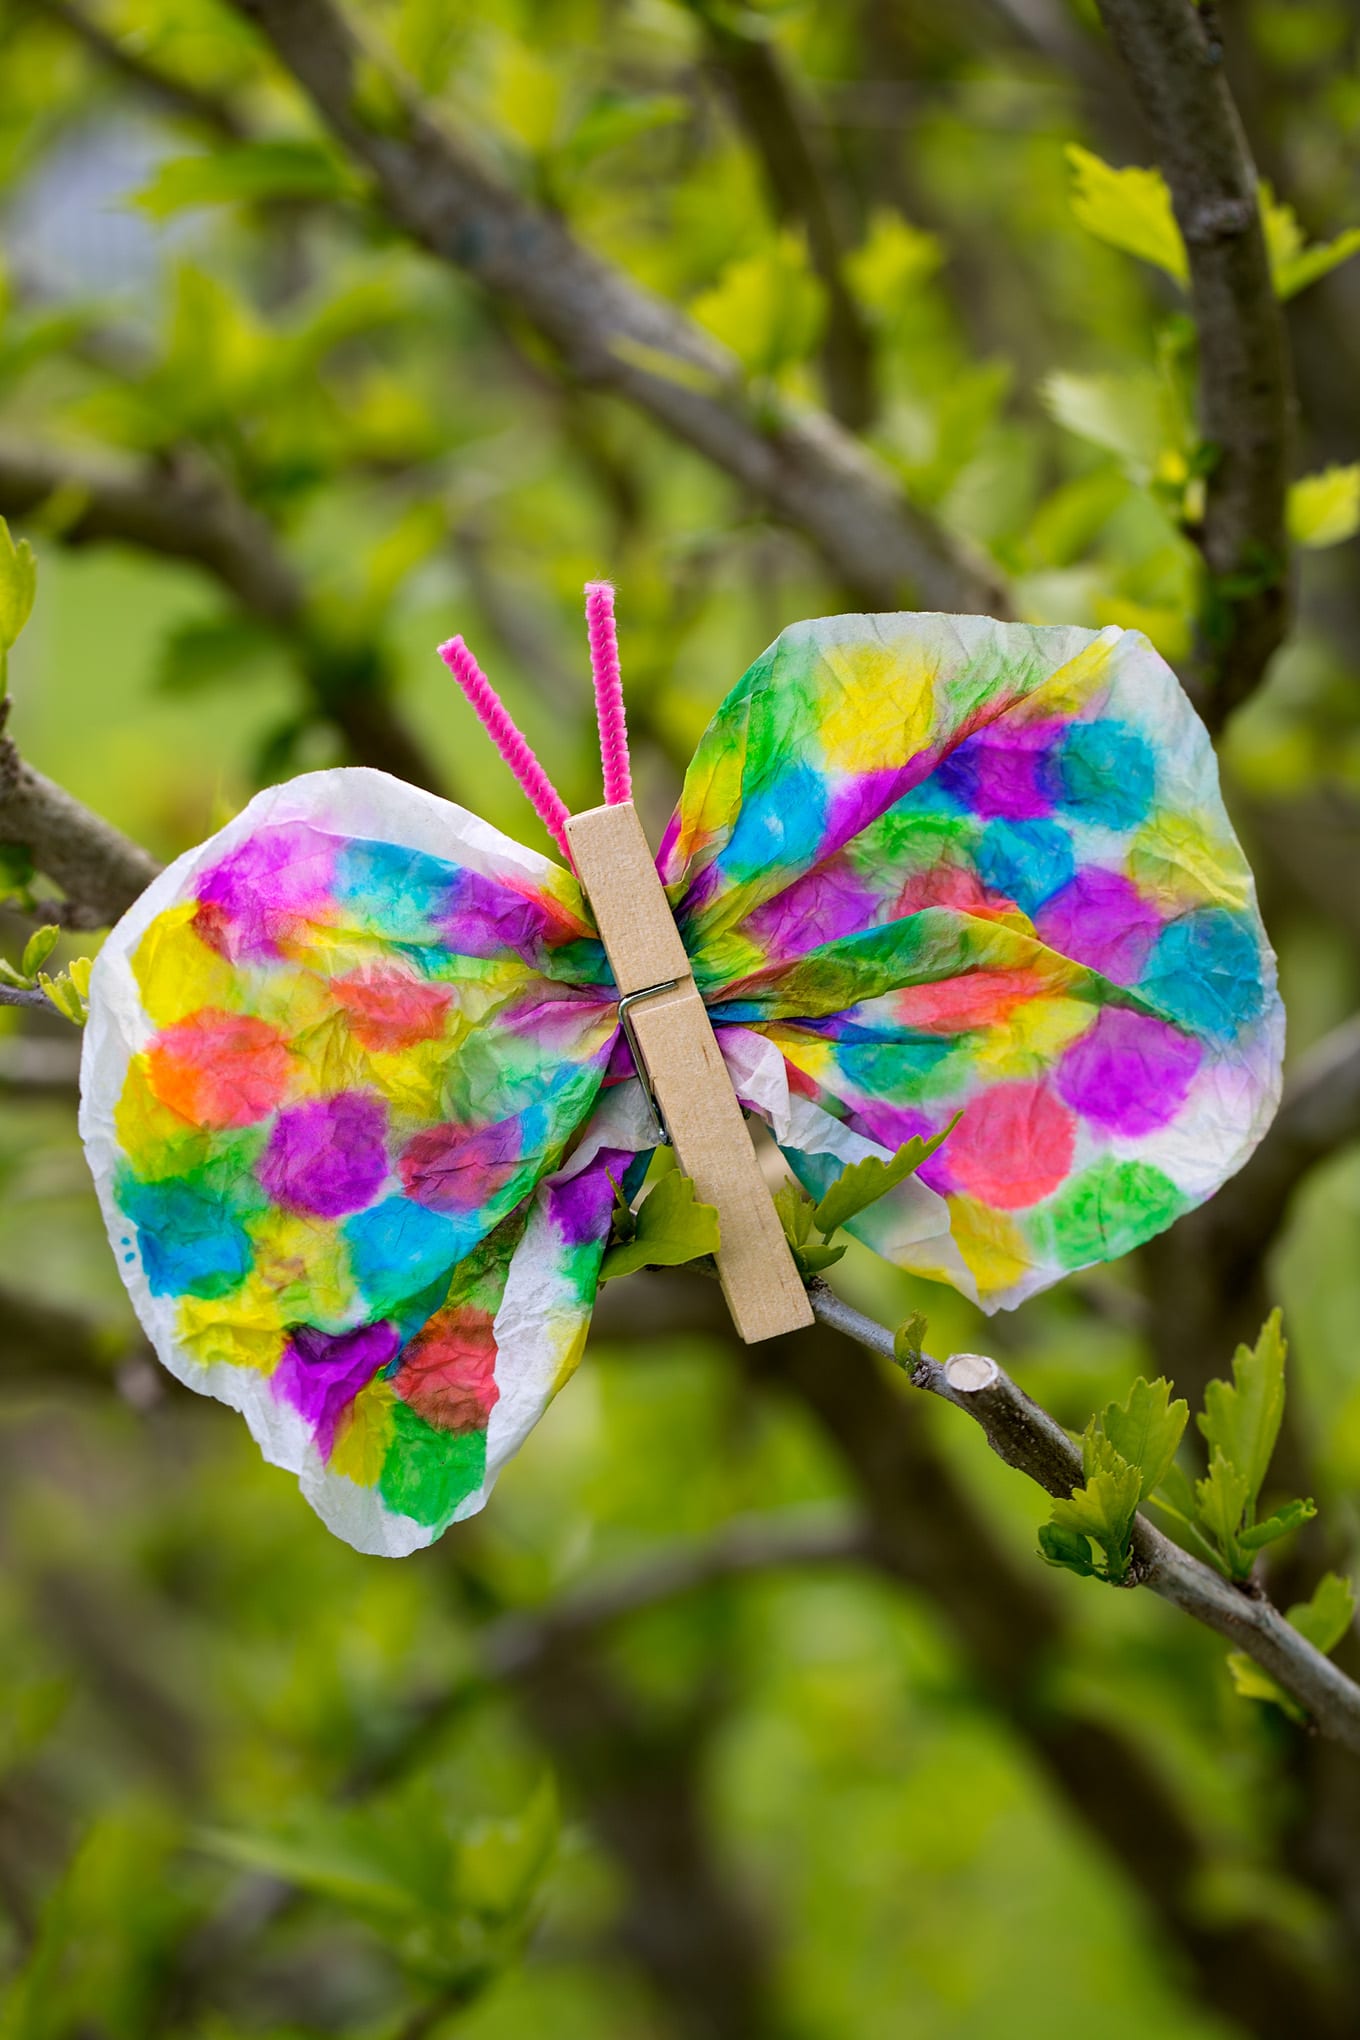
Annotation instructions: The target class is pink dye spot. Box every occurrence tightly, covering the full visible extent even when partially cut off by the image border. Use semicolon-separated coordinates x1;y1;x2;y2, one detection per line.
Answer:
1035;870;1163;985
897;861;998;919
396;1305;499;1431
946;1081;1076;1209
1056;1006;1201;1136
400;1119;523;1213
333;969;452;1052
147;1009;292;1128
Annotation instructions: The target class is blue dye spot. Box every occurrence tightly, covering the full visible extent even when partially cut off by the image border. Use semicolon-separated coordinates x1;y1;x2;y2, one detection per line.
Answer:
344;1196;472;1314
333;839;458;944
1051;721;1155;831
975;818;1075;915
721;760;828;882
116;1173;252;1299
1140;909;1265;1040
124;1253;136;1264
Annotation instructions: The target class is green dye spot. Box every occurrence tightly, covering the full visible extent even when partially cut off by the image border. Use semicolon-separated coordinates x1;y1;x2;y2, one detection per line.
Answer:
378;1400;487;1528
1048;1157;1186;1269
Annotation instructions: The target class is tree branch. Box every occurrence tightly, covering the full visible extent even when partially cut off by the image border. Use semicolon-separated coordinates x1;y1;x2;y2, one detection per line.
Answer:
223;0;1003;616
20;0;248;140
692;1;877;429
1094;0;1292;725
808;1283;1360;1757
0;442;444;791
0;709;161;928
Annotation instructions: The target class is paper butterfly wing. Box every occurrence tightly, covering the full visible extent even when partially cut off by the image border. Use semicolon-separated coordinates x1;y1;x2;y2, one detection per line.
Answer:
661;613;1284;1309
79;768;651;1555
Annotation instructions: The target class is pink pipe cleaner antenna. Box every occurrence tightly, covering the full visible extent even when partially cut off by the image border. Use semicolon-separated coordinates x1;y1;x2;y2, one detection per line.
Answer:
585;581;632;806
438;636;572;859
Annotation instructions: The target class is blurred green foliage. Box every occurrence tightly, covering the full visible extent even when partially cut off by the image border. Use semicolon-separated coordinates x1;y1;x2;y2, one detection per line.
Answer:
3;0;1360;2035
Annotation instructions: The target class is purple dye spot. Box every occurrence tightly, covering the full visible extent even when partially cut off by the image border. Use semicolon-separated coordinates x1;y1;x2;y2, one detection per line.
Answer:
273;1320;400;1458
400;1119;523;1213
936;722;1064;820
1035;869;1163;984
847;1104;956;1193
196;823;337;961
437;867;571;961
260;1092;389;1218
546;1146;636;1247
824;766;921;849
745;857;881;960
1055;1006;1202;1137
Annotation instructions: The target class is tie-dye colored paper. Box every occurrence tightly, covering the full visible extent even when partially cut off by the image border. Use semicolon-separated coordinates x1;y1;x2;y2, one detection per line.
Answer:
80;613;1283;1555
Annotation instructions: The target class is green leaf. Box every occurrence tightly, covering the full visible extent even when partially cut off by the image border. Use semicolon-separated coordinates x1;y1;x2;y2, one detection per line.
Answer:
454;1776;557;1923
1041;370;1173;478
1066;144;1187;283
0;515;37;662
811;1114;960;1239
1288;1572;1357;1656
0;840;35;905
690;230;826;380
1147;1461;1230;1572
1068;149;1360;303
1197;1308;1287;1522
1288;465;1360;549
132;141;356;219
563;92;689;170
1237;1496;1317;1555
1194;1450;1253;1577
1049;1456;1143;1584
157;613;281;696
1038;1522;1100;1577
845;209;943;325
1261;189;1360;299
598;1169;721;1282
1096;1377;1188;1503
21;923;59;978
1226;1653;1305;1723
893;1310;929;1370
198;1825;422;1924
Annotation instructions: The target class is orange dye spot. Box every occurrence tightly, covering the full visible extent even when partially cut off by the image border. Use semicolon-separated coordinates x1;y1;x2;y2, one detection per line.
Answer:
147;1008;293;1129
333;968;453;1052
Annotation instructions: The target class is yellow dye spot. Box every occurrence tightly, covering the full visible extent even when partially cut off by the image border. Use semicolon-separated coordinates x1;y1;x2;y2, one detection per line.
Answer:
946;1194;1035;1299
972;996;1096;1080
132;904;239;1026
254;967;338;1038
816;640;936;771
550;1314;591;1397
331;1378;397;1485
675;735;748;870
177;1281;287;1374
247;1206;355;1327
282;1008;373;1102
115;1054;202;1164
366;1035;459;1121
1023;632;1117;719
760;1023;837;1087
1128;813;1251;913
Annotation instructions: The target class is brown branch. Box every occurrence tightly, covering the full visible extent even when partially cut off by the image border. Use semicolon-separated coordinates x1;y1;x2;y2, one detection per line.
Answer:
598;1278;1350;2039
20;0;248;140
0;707;161;928
1093;0;1292;725
808;1283;1360;1757
692;1;877;429
223;0;1003;616
0;442;444;791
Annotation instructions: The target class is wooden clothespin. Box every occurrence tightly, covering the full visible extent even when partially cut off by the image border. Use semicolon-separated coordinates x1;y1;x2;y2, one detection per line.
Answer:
566;800;814;1345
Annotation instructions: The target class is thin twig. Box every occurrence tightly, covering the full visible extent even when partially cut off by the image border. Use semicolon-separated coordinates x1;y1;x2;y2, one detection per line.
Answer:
1094;0;1292;724
807;1282;1360;1756
0;442;443;791
224;0;1004;616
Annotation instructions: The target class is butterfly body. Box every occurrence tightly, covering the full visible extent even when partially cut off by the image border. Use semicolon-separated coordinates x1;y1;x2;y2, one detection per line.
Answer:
80;611;1283;1555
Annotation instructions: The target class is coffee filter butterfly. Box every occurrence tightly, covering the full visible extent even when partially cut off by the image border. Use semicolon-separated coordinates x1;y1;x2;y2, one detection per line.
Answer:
78;595;1284;1555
